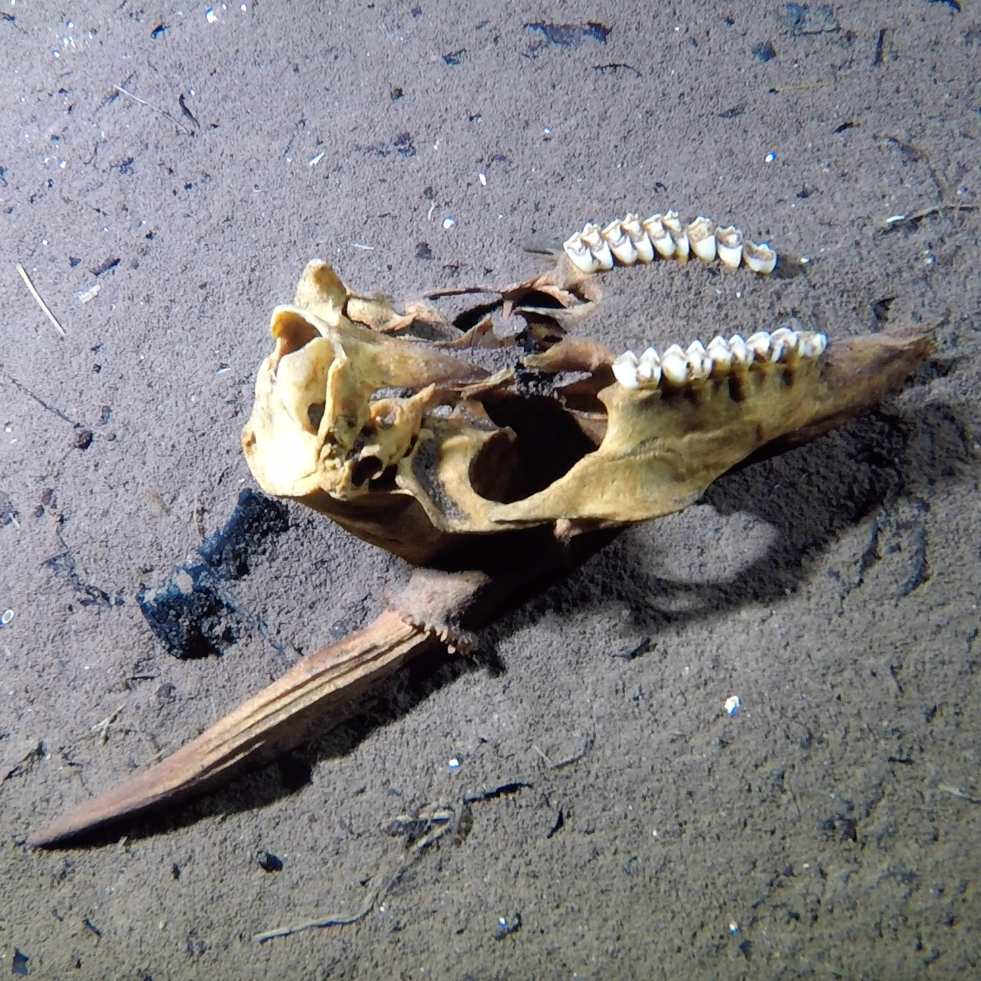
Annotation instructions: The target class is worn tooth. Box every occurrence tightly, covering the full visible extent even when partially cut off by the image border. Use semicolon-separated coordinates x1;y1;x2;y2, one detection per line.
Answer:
716;226;744;269
770;327;798;361
621;213;655;263
563;232;602;274
746;331;772;360
636;347;662;386
743;241;778;275
707;335;733;370
660;343;690;385
797;330;827;358
728;334;751;365
686;339;712;380
612;350;640;389
687;216;717;263
811;332;828;356
643;214;675;258
662;211;689;261
580;223;615;271
602;219;638;265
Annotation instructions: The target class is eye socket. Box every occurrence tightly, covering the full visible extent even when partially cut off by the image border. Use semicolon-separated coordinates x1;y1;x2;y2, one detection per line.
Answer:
271;308;322;361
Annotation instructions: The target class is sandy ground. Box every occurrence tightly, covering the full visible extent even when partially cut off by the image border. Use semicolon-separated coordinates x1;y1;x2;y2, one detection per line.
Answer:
2;1;980;978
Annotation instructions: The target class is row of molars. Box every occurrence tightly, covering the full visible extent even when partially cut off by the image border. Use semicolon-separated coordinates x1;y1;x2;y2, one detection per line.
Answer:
564;212;778;275
611;328;828;389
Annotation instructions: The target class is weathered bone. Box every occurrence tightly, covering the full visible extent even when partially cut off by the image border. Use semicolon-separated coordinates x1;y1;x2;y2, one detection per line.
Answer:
29;221;934;848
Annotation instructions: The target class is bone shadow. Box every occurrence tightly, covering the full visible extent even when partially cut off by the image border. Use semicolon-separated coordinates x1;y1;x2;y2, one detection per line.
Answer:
67;395;973;847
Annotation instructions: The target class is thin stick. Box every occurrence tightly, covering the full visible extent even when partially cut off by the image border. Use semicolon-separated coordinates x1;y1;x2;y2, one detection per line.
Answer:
113;84;191;135
253;899;375;943
883;202;978;229
16;264;66;337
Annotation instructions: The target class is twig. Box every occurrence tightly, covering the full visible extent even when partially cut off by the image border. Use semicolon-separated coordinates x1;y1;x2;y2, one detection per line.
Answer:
16;264;66;337
252;899;375;943
882;203;978;230
113;84;191;135
939;784;981;804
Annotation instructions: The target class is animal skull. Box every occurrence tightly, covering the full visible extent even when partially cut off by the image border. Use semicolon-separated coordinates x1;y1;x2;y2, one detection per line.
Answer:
242;249;930;566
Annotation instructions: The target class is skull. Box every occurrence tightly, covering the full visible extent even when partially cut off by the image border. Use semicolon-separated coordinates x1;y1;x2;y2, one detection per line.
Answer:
242;258;932;565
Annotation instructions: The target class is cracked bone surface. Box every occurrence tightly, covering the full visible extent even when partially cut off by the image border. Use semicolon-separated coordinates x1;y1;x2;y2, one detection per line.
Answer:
242;259;934;567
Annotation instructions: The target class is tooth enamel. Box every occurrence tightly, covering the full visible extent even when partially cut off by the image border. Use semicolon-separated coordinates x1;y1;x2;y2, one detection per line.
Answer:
660;344;689;385
707;335;733;369
686;339;712;380
728;334;751;365
746;331;772;360
743;241;777;275
612;350;640;389
621;213;655;263
563;232;602;274
602;220;638;265
716;226;743;269
687;217;717;263
811;332;828;356
661;211;689;260
636;347;662;386
581;223;615;271
770;327;798;361
643;214;675;258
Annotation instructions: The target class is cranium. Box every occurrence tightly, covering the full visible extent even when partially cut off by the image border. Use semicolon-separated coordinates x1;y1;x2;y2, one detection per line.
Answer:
242;249;931;568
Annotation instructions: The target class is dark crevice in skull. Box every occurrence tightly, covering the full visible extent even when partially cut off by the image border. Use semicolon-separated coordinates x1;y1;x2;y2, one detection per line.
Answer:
475;394;596;501
307;402;325;431
351;455;385;487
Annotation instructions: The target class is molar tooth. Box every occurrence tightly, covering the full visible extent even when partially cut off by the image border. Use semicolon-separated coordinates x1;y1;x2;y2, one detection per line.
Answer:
687;216;717;263
770;327;798;361
743;241;778;275
642;214;675;258
716;225;744;269
563;232;602;274
660;343;690;385
728;334;751;365
661;211;689;261
706;335;733;370
580;223;615;271
812;332;828;356
797;330;828;358
636;347;662;386
686;339;712;380
602;219;638;265
621;213;655;262
612;350;640;389
746;331;772;360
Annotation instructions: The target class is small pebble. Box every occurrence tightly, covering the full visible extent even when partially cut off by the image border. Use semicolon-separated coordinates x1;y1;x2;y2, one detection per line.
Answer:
256;850;283;873
1;609;13;625
725;695;741;716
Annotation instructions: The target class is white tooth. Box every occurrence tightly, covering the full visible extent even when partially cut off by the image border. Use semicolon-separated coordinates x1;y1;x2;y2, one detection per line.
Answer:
797;335;815;358
728;334;751;365
743;241;778;274
636;347;662;386
770;327;798;360
686;339;712;380
563;232;602;274
612;350;640;389
602;219;638;265
662;211;689;260
580;223;615;271
621;213;655;263
746;331;772;360
812;332;828;356
687;216;717;263
643;214;675;258
660;344;689;385
716;225;743;269
707;335;733;369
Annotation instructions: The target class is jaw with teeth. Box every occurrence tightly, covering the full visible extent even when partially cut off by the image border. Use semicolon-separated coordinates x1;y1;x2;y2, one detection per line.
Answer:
242;258;933;564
